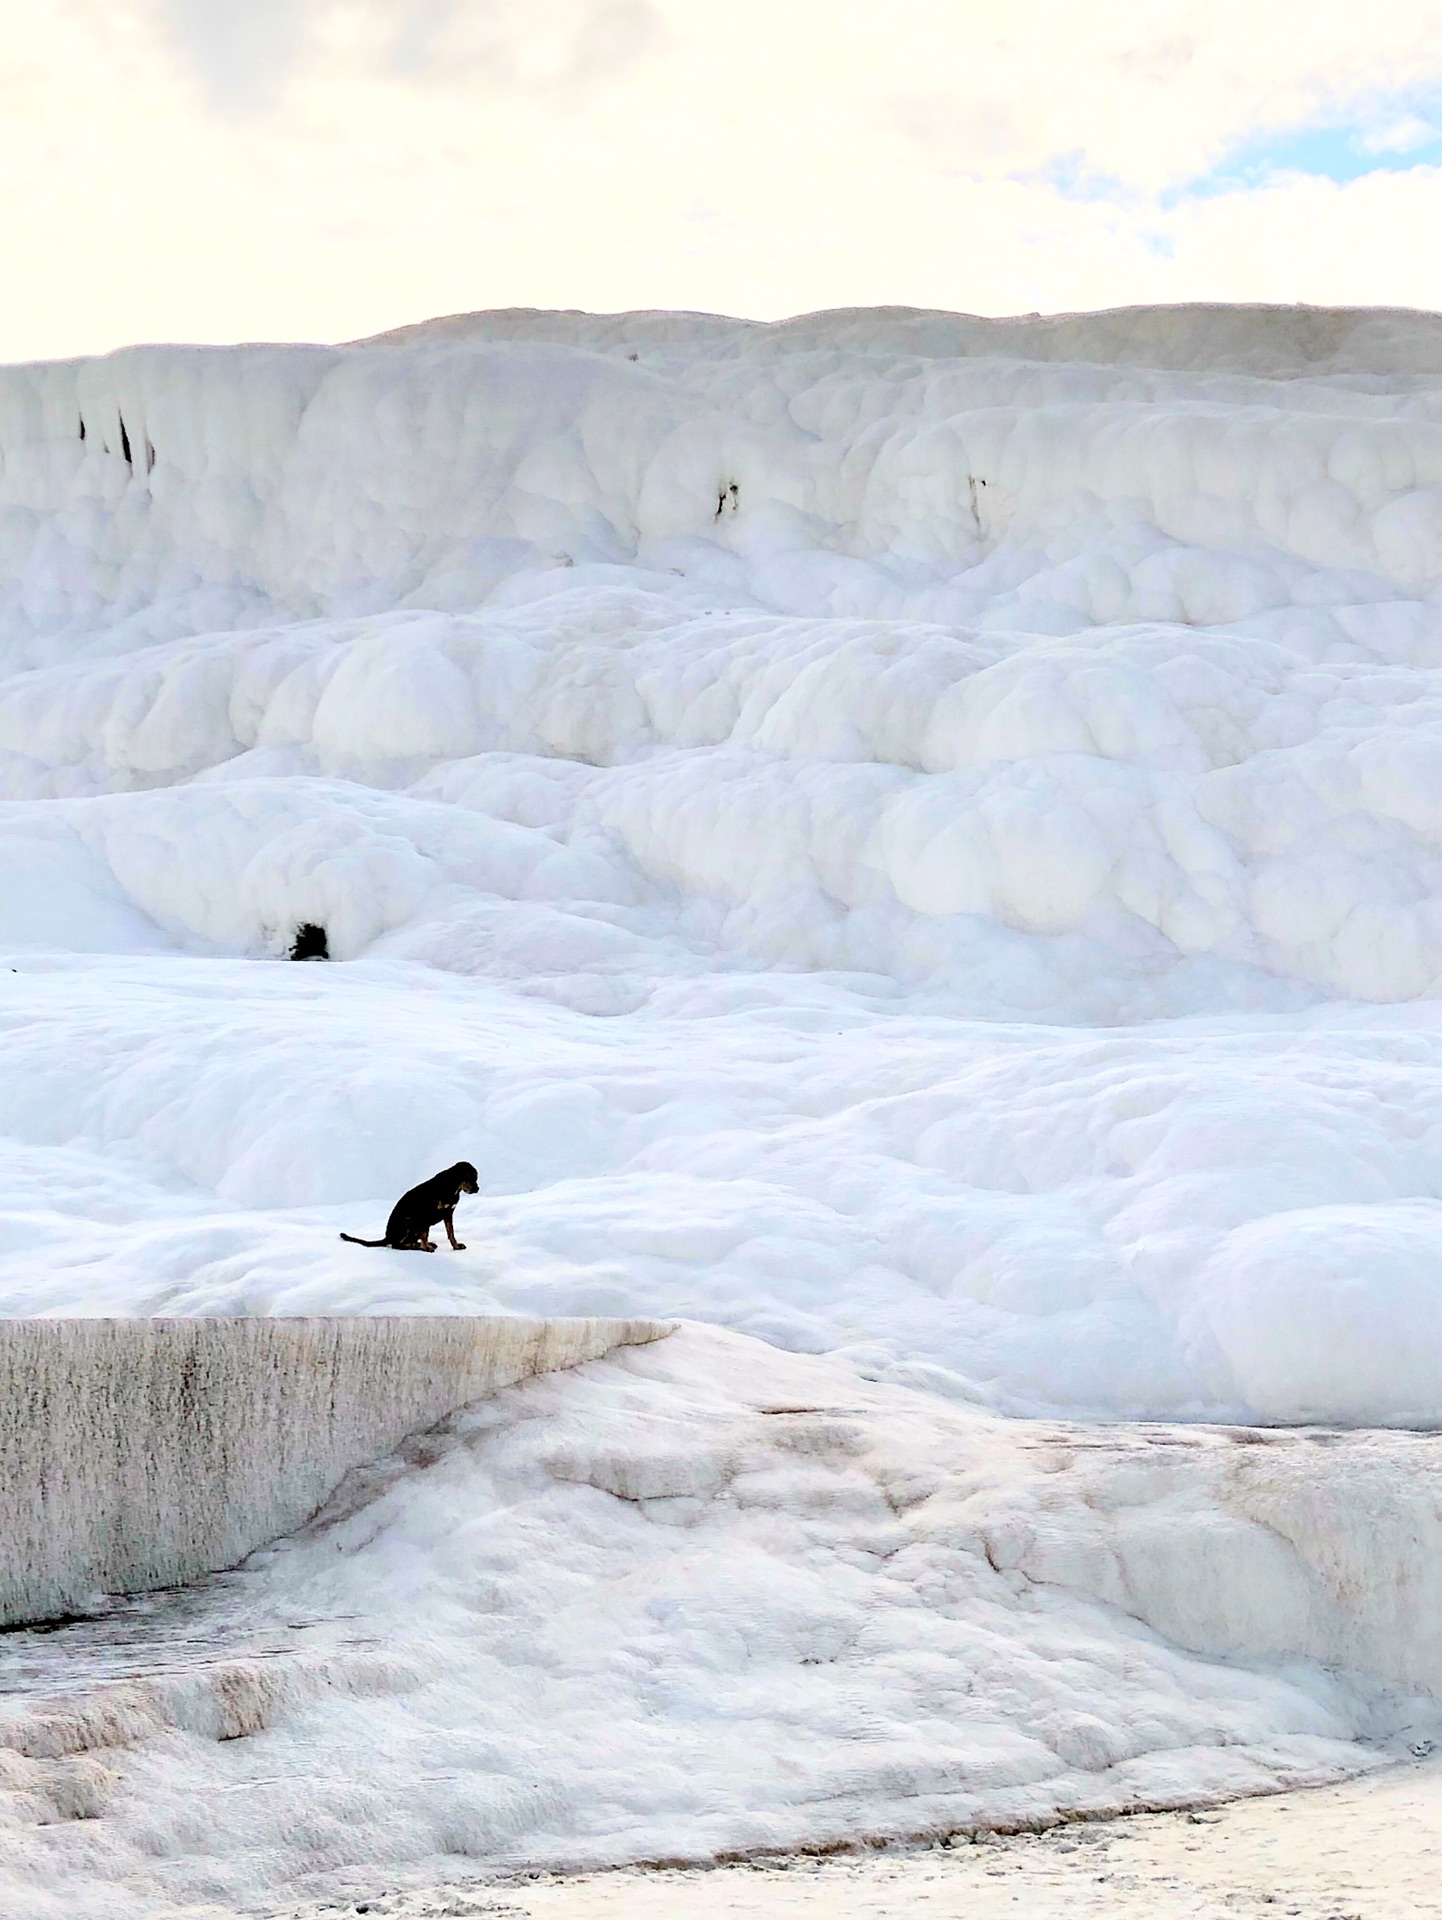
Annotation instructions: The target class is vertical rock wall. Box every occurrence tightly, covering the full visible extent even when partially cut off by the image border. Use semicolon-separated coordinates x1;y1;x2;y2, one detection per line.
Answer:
0;1315;670;1625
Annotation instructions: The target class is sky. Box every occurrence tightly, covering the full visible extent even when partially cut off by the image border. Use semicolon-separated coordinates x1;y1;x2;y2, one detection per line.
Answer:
4;0;1442;361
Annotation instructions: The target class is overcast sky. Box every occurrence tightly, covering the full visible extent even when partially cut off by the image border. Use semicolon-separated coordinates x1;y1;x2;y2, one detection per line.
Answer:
5;0;1442;361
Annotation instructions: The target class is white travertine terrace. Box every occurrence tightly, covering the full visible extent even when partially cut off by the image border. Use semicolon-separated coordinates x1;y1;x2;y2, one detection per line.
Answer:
0;1315;669;1625
6;303;1442;1912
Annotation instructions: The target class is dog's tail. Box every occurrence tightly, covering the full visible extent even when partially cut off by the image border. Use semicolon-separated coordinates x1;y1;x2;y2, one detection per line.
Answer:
339;1232;389;1247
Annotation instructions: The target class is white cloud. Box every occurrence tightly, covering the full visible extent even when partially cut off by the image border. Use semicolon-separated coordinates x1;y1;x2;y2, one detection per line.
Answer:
158;0;305;111
1358;113;1441;155
2;0;1442;360
129;0;662;108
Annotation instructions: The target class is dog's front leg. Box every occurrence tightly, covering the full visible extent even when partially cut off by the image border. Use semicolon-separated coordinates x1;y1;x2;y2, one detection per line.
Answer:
442;1206;466;1252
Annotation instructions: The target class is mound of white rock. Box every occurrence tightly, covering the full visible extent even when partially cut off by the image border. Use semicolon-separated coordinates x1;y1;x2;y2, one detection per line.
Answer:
2;1328;1437;1919
6;302;1442;1910
3;307;1442;1417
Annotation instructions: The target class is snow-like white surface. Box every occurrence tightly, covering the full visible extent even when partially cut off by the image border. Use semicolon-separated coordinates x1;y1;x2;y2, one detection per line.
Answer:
5;304;1442;1422
7;302;1442;1909
3;1329;1437;1919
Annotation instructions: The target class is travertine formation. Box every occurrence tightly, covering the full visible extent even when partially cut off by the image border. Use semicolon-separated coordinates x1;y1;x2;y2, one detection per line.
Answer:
0;1315;670;1625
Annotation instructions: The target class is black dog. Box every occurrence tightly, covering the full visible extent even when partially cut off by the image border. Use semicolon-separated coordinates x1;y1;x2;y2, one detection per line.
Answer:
341;1162;479;1252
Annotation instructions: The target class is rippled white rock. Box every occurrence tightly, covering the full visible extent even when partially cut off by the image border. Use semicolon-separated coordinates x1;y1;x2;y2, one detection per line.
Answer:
4;304;1442;1424
2;1328;1435;1919
7;302;1442;1912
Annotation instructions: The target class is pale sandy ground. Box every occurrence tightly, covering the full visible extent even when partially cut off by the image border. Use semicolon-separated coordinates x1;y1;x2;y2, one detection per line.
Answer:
267;1758;1442;1920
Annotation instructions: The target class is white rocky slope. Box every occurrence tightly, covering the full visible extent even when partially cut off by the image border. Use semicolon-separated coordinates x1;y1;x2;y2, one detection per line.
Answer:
4;303;1442;1910
5;304;1442;1420
2;1327;1438;1919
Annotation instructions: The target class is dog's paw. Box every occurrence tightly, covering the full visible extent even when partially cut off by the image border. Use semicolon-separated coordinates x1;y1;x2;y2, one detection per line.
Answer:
453;1241;466;1251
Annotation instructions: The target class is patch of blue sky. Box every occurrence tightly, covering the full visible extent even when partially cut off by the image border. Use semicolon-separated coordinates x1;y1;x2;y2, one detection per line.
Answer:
1167;95;1442;206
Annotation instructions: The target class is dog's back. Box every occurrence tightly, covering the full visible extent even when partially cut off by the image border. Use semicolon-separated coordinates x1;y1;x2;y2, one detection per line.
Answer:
384;1169;454;1242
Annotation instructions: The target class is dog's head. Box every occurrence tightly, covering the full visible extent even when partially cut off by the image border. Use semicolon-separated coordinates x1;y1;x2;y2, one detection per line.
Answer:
450;1161;480;1195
